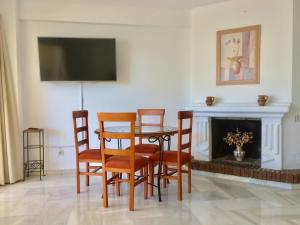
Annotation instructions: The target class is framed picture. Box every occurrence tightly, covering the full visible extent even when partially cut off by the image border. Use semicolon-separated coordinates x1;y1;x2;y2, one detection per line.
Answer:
216;25;261;85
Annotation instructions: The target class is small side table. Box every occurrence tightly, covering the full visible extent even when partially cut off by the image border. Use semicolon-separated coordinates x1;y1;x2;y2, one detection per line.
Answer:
23;128;45;180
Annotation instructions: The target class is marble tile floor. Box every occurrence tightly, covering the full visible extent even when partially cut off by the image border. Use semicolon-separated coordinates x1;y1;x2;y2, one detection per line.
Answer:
1;172;300;225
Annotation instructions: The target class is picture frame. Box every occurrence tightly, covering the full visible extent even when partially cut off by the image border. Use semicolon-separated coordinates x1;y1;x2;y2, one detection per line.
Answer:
216;25;261;85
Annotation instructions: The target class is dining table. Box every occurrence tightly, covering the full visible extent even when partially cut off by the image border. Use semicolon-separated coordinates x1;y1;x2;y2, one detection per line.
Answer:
94;125;178;202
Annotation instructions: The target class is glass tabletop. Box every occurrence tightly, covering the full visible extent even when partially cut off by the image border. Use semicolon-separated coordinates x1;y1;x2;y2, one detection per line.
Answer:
95;126;178;137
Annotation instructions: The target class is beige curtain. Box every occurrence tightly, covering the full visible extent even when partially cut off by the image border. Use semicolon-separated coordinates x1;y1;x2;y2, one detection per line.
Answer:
0;17;22;185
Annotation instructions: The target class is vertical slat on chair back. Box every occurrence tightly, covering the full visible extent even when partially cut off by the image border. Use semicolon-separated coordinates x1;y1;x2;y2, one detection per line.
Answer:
137;109;165;144
72;110;90;155
177;111;193;158
97;112;136;170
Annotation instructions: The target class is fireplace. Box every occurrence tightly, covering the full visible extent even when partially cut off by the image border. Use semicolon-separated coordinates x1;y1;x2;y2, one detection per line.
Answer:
190;103;290;170
211;118;261;168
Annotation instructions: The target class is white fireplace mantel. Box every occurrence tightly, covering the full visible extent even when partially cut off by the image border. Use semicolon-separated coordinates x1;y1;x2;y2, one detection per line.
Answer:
189;103;291;170
190;103;290;118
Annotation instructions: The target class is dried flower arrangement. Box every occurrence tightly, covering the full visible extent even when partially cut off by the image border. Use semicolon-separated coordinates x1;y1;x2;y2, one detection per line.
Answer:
223;128;253;148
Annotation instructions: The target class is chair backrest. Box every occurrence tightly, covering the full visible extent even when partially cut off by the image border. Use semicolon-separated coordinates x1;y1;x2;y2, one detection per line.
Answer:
177;111;193;157
72;110;90;154
97;112;136;171
137;109;165;144
137;109;165;126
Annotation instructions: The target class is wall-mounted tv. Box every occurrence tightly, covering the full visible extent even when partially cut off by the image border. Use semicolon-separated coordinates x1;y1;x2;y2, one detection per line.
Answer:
38;37;116;81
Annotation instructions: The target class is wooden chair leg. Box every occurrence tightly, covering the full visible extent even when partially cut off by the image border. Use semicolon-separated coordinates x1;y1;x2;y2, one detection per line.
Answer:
144;166;148;199
116;173;121;196
112;172;115;186
163;165;167;188
102;171;108;208
129;171;135;211
188;162;192;193
149;162;154;196
177;166;182;201
76;161;80;193
86;162;90;186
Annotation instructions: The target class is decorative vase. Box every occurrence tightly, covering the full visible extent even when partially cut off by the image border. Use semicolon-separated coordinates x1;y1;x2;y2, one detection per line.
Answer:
205;96;215;106
257;95;269;106
233;145;245;161
227;56;243;75
232;60;241;74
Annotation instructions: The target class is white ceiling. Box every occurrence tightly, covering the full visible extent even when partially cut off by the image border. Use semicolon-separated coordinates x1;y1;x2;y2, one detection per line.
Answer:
54;0;231;10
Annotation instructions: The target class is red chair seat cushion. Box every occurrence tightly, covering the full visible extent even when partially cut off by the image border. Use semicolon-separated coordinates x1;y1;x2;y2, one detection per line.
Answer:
135;144;160;154
151;151;190;164
78;149;102;161
106;155;148;170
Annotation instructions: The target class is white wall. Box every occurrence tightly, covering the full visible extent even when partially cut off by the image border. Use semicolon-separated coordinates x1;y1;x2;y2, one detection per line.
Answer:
283;0;300;169
19;0;189;27
292;1;300;106
190;0;293;104
20;20;189;171
9;0;300;171
190;0;299;169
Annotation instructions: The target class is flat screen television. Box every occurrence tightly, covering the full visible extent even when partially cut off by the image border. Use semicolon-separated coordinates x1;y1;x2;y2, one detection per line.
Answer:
38;37;116;81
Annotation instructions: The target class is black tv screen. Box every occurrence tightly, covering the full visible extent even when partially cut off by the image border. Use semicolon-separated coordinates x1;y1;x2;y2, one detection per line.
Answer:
38;37;116;81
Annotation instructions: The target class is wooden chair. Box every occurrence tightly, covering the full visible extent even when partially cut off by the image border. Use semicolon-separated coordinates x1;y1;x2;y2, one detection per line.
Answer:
149;111;193;201
97;112;148;211
135;109;165;157
72;110;102;193
135;109;165;195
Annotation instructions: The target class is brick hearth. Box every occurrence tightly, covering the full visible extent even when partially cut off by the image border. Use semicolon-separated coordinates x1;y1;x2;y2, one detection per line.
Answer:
192;160;300;184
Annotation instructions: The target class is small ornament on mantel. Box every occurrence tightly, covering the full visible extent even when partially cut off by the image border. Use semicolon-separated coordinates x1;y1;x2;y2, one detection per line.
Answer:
257;95;269;106
205;96;215;106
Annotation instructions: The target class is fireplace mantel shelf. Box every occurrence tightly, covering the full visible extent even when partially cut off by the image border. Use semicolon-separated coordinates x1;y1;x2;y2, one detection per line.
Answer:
189;103;290;118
